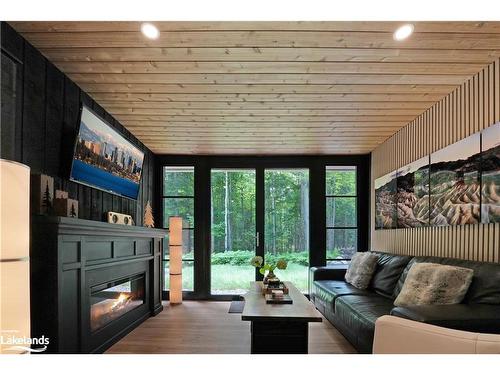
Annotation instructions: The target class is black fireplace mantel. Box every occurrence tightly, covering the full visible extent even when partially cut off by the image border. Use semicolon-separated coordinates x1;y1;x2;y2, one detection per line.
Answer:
30;215;166;353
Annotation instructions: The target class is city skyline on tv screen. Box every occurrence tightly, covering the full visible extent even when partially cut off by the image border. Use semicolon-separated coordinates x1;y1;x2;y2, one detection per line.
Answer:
70;106;144;199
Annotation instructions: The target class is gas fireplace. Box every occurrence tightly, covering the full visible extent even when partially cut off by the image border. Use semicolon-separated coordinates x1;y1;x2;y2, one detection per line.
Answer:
30;216;164;353
90;274;146;332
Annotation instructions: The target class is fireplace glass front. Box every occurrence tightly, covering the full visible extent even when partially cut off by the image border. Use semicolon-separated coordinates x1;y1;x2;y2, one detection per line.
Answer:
90;274;145;332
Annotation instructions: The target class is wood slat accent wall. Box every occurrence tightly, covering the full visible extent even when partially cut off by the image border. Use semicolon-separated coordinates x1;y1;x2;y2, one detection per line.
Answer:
370;58;500;263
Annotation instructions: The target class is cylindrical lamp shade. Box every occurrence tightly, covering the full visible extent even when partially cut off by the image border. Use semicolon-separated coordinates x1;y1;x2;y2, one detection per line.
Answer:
169;217;183;304
169;274;182;304
169;217;183;246
169;244;182;275
0;159;30;354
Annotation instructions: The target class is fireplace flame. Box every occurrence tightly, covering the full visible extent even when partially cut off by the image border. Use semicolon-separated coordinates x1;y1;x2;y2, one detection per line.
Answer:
111;293;131;310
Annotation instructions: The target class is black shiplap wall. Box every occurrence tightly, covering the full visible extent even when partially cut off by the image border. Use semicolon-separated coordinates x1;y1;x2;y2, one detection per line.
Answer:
1;22;155;225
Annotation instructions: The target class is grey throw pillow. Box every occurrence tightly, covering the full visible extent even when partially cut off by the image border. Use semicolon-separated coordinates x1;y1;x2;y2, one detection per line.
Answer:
394;263;474;307
345;252;379;289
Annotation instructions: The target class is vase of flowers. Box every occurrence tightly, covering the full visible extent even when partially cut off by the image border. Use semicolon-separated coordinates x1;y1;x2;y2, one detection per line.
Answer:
250;256;288;284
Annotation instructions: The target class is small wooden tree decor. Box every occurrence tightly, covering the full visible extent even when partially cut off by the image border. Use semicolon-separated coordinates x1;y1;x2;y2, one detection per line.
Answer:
144;200;155;228
70;202;77;218
31;174;54;215
42;181;53;214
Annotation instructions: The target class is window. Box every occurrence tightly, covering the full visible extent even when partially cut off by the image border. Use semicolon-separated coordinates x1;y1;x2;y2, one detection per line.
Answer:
326;166;357;264
162;166;194;291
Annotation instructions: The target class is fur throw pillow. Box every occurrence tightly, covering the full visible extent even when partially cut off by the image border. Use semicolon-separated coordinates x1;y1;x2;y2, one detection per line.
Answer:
345;252;379;289
394;262;473;307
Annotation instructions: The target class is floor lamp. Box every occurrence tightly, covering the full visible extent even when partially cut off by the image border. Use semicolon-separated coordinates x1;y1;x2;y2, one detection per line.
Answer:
0;159;30;354
169;217;183;304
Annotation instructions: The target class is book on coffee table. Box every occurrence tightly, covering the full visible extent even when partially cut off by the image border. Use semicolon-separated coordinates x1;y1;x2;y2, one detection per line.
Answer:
262;282;289;295
265;293;293;304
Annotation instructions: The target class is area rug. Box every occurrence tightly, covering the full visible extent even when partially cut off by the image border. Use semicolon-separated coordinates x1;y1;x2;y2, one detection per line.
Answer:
228;300;245;313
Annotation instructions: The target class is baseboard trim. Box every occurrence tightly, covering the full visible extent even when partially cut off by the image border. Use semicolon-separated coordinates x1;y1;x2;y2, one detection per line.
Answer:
152;304;164;316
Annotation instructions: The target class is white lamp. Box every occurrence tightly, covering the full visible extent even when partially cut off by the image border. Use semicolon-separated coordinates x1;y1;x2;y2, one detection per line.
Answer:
169;217;183;304
0;159;30;354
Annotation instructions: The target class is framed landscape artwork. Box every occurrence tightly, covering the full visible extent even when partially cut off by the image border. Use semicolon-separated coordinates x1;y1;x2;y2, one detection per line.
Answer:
430;133;481;226
375;171;398;229
481;122;500;224
396;156;430;228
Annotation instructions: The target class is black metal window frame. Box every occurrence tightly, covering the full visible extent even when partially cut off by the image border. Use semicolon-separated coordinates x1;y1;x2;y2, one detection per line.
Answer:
161;166;195;295
156;155;370;300
325;166;358;262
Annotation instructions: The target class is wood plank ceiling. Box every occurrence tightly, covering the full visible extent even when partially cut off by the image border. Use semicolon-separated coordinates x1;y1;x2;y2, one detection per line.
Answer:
9;21;500;155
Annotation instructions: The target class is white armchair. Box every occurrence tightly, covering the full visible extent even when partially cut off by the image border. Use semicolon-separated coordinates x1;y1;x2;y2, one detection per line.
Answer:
373;315;500;354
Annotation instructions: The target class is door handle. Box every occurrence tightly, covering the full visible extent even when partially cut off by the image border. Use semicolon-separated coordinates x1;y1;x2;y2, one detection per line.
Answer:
256;231;260;247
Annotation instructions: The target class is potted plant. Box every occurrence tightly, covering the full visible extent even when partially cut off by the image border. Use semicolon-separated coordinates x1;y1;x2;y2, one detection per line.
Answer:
250;256;288;283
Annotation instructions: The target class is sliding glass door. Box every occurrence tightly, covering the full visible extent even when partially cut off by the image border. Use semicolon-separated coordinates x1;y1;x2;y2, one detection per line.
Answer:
264;169;309;293
209;167;309;296
210;169;256;295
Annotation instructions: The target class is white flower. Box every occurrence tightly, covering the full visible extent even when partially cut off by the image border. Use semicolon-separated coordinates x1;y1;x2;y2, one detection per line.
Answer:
250;256;263;267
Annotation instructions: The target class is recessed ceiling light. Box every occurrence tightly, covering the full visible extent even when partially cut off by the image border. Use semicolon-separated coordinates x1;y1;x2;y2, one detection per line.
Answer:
141;23;160;40
393;24;414;41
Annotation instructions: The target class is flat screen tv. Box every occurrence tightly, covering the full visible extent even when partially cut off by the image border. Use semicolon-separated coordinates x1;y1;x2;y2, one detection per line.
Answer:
70;106;144;199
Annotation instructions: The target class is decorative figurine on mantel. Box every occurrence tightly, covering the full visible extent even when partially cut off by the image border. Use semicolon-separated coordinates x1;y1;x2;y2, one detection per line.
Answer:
53;189;79;218
144;200;155;228
31;174;54;215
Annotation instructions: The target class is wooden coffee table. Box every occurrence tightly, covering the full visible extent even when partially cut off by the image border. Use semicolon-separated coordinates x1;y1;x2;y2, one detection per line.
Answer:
241;281;323;354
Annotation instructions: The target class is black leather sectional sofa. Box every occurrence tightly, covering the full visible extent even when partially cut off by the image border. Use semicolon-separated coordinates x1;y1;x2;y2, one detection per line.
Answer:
309;251;500;353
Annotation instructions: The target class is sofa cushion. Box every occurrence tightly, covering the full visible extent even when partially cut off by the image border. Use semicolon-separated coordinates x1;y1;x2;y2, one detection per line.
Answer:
393;257;418;298
393;256;500;304
391;304;500;334
336;294;395;325
345;252;379;289
369;252;412;298
334;294;395;353
313;280;371;308
438;258;500;304
394;263;474;306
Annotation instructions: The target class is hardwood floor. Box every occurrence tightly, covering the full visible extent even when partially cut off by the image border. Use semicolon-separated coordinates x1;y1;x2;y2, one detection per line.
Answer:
106;301;356;354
